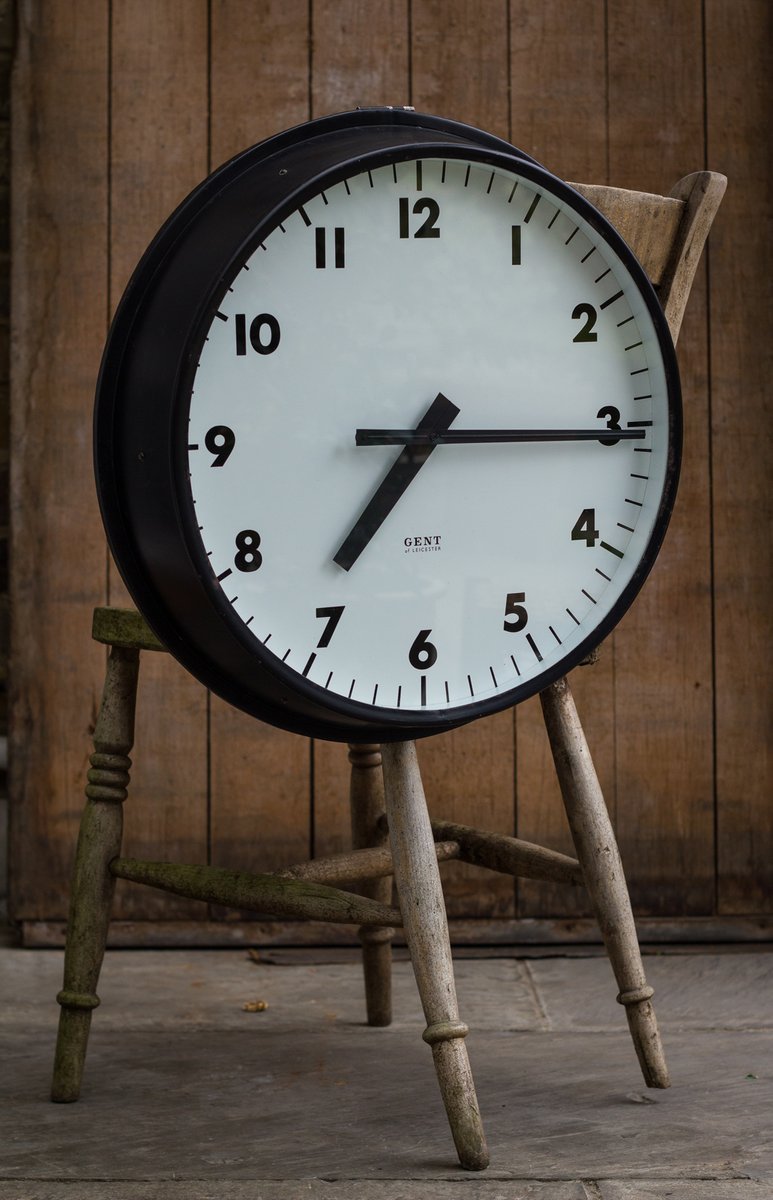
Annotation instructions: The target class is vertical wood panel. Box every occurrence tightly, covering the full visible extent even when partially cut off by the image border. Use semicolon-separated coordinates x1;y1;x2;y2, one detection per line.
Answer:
706;0;773;912
210;0;309;165
311;0;410;860
409;0;515;918
510;0;609;918
412;0;509;139
509;0;608;179
208;1;312;883
10;0;768;937
310;0;409;117
108;1;210;917
607;0;714;914
9;0;109;917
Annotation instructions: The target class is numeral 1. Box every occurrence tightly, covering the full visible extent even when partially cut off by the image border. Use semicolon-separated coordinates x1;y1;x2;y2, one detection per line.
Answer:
511;225;522;265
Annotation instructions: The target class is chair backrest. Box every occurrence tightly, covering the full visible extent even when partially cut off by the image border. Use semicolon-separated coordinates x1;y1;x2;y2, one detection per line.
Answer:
571;172;727;343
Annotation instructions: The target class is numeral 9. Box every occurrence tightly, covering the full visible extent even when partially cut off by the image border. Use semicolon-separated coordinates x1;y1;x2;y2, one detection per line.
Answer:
205;425;235;466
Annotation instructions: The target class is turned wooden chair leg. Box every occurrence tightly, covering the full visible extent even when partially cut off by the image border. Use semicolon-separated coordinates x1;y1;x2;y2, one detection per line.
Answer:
51;644;140;1102
540;676;670;1088
381;740;489;1170
348;743;394;1026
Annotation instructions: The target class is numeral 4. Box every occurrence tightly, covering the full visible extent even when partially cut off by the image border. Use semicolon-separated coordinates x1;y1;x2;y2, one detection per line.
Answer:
571;508;600;547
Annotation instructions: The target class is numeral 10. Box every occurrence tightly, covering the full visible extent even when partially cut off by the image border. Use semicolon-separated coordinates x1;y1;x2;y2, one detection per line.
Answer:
235;313;280;355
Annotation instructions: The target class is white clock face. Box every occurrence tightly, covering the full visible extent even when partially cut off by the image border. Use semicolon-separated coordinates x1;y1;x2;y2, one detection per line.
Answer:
185;153;676;720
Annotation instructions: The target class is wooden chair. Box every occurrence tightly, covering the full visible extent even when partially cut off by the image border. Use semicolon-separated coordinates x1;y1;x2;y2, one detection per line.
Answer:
51;170;726;1172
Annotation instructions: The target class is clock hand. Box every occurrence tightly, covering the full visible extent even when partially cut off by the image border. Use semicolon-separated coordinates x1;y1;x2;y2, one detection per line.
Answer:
334;391;460;572
355;427;645;445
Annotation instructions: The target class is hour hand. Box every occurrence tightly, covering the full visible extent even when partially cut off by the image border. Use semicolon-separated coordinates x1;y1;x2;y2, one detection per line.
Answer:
333;392;460;572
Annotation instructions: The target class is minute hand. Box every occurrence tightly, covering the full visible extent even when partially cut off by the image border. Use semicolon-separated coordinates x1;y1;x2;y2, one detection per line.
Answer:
356;427;645;446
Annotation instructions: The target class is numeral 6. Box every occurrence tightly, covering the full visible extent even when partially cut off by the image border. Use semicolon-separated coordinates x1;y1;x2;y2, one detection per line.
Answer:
409;629;438;670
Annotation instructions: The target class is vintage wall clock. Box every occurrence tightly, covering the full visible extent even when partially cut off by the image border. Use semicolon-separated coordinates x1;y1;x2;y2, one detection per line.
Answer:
95;107;681;743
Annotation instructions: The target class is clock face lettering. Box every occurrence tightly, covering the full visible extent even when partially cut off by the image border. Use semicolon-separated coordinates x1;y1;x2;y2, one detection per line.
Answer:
183;153;676;721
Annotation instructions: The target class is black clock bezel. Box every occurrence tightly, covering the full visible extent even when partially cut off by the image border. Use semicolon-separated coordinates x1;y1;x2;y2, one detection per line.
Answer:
95;108;682;743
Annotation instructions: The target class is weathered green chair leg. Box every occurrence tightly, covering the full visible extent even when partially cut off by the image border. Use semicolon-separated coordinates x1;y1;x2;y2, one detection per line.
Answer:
51;644;140;1102
381;740;489;1171
349;743;394;1026
540;676;670;1089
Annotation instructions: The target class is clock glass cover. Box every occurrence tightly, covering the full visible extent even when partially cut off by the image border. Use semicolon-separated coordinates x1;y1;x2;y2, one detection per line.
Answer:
96;113;680;741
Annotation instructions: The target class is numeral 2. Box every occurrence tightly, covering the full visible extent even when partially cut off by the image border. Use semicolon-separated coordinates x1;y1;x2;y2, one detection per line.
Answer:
572;303;598;342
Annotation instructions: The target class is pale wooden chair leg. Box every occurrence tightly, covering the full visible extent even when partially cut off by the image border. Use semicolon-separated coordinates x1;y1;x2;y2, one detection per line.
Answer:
348;743;394;1026
51;644;140;1102
540;676;670;1088
381;740;489;1170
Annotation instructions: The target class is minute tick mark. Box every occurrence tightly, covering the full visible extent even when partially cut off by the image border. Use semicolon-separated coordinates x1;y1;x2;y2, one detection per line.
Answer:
600;289;624;309
523;193;541;223
526;634;543;662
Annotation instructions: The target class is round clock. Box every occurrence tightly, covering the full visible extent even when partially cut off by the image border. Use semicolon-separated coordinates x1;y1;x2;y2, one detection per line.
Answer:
95;107;681;743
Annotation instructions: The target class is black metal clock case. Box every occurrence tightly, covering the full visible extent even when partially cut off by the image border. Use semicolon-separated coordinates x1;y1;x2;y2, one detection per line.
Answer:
94;107;680;743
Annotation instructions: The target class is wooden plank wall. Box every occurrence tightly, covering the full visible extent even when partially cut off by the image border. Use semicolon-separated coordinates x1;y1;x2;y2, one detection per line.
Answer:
9;0;772;944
